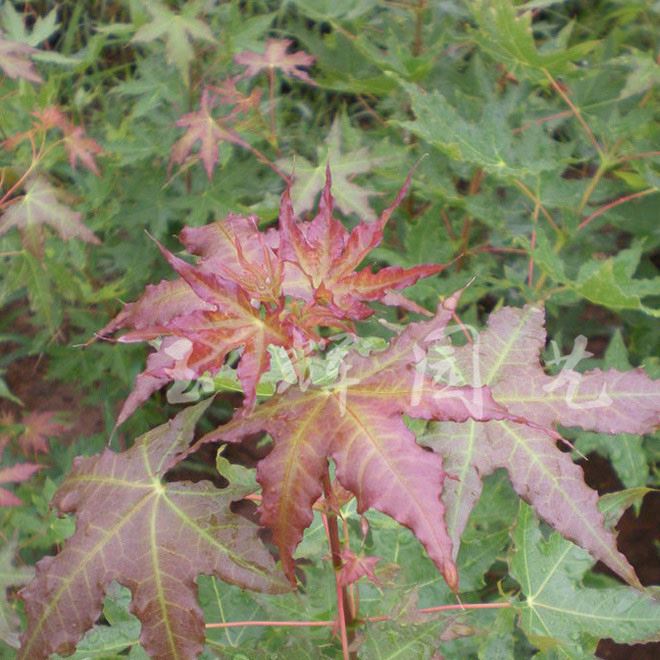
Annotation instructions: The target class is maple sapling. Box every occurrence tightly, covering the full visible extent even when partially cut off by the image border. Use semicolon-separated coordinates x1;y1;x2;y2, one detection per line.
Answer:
16;172;660;658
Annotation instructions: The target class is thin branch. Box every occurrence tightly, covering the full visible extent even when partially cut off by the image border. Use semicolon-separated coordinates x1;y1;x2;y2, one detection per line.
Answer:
512;178;560;234
578;188;657;231
206;619;334;629
205;601;513;629
543;68;603;157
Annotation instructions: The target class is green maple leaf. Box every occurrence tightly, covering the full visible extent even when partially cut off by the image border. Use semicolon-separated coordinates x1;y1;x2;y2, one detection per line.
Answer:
573;242;660;318
510;501;660;655
398;81;558;180
19;400;288;660
277;116;384;220
131;2;215;86
0;538;33;649
470;0;598;81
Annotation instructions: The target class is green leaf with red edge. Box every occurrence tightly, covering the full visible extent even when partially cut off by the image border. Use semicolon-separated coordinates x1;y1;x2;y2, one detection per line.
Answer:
198;293;519;591
0;176;100;246
421;305;660;588
277;116;385;221
235;38;316;85
18;399;289;660
98;170;444;423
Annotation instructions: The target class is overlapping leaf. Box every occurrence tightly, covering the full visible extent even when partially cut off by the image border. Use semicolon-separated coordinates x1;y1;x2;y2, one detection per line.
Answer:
421;305;660;587
18;400;288;660
510;502;660;655
399;82;557;180
0;539;34;648
200;293;519;590
99;172;444;422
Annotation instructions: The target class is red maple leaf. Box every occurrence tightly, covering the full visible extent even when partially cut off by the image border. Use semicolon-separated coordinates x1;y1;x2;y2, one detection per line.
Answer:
170;87;252;179
235;38;316;85
277;168;445;319
18;401;287;659
421;304;660;587
99;171;443;423
19;411;69;455
0;438;42;507
198;293;518;589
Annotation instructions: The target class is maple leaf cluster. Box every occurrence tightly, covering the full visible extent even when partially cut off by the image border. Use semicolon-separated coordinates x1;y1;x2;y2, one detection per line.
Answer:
99;169;443;425
3;106;103;176
169;39;316;179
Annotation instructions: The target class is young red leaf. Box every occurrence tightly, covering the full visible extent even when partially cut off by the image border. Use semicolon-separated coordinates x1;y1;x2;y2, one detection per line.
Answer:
0;463;42;507
18;400;288;660
0;33;42;83
0;176;100;245
18;411;68;455
6;107;103;175
277;168;444;319
422;305;660;588
235;38;316;85
199;294;518;591
104;243;298;424
170;88;252;179
62;126;103;175
337;549;381;588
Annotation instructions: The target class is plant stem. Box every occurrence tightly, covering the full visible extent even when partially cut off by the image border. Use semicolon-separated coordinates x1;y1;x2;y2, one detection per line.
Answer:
321;466;356;660
268;66;277;146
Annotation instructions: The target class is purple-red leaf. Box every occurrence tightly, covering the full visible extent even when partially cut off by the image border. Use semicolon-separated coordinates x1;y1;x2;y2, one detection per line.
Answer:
422;305;659;587
0;33;42;83
200;294;517;591
18;401;288;660
99;169;443;422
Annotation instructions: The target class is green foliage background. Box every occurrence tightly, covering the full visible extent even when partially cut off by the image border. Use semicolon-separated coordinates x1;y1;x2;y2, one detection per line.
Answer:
0;0;658;657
